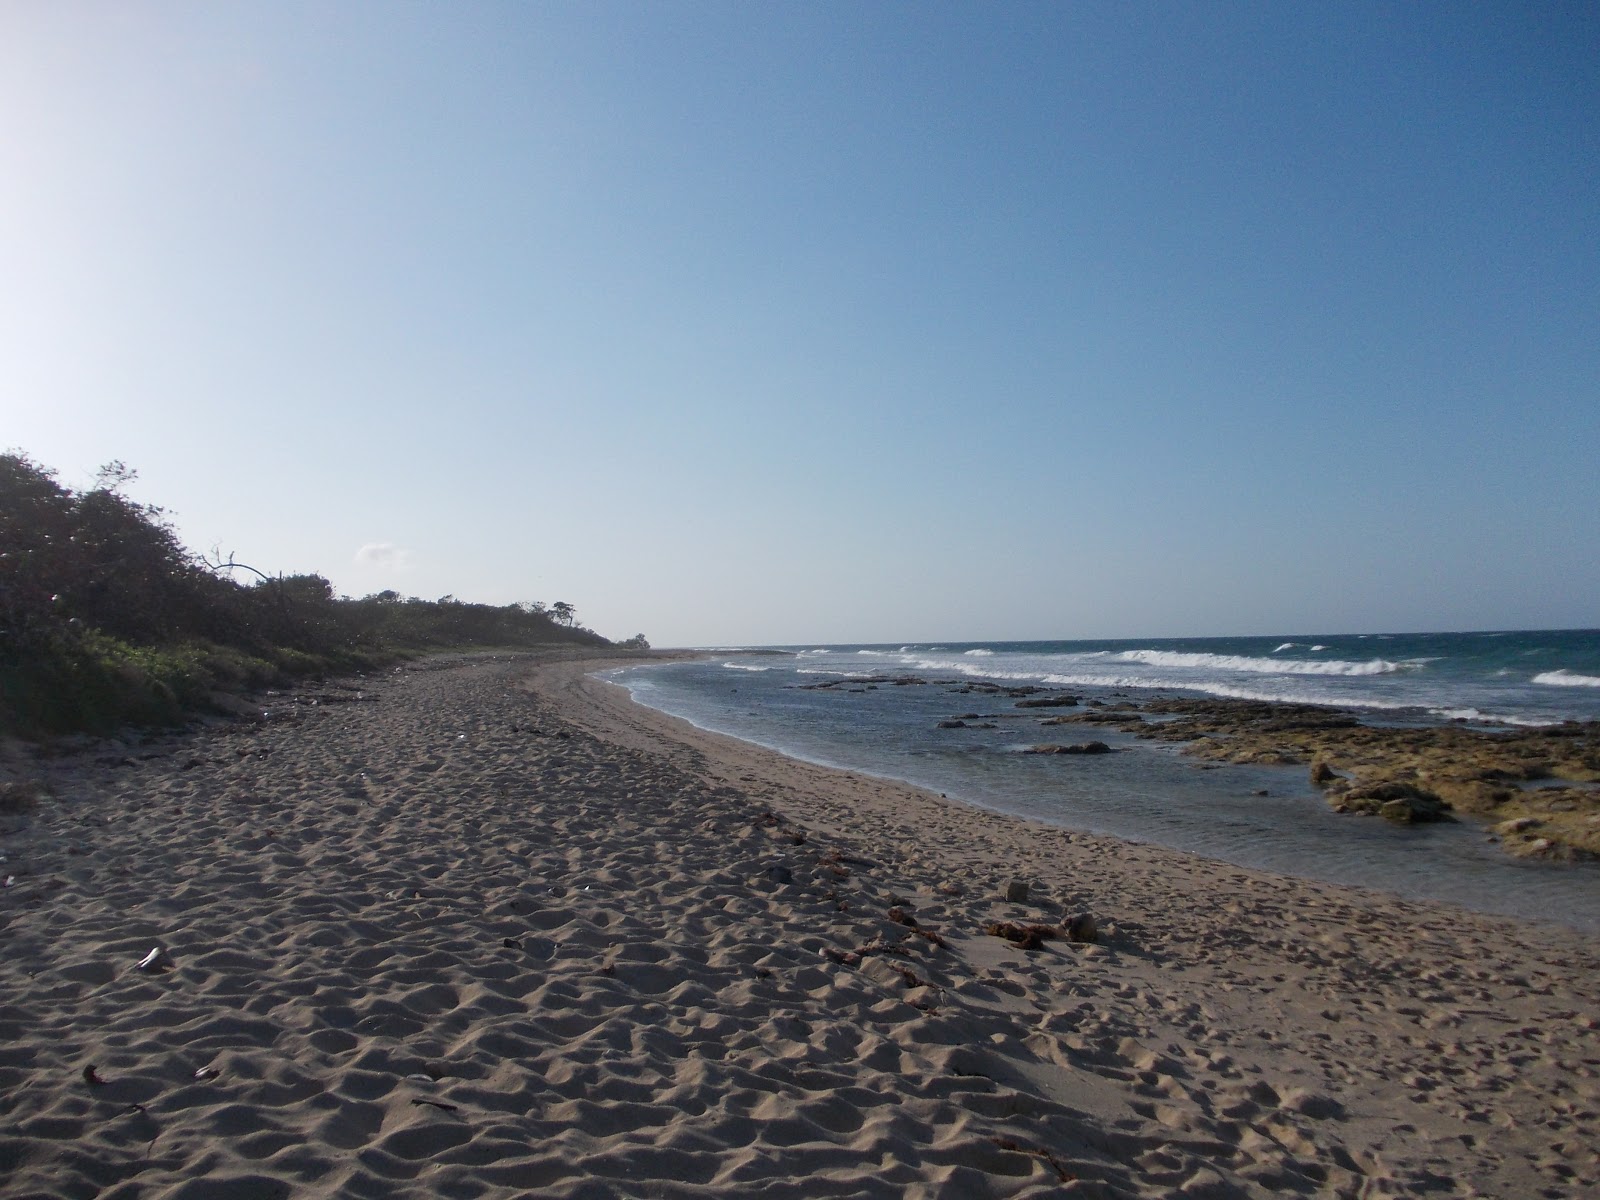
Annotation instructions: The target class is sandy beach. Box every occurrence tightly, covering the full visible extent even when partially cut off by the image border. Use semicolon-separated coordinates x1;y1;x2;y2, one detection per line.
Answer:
2;651;1596;1199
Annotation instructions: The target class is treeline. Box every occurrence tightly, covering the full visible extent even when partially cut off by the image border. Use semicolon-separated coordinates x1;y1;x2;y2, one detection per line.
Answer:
0;452;644;735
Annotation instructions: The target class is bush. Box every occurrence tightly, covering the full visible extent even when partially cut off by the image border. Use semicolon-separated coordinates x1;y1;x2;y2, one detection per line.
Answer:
0;451;635;736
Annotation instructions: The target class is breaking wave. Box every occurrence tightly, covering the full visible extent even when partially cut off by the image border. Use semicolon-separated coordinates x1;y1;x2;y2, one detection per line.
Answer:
1114;650;1403;677
1533;669;1600;688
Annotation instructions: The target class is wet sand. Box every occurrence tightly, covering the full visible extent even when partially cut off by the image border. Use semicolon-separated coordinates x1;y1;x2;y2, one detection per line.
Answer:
1;650;1596;1198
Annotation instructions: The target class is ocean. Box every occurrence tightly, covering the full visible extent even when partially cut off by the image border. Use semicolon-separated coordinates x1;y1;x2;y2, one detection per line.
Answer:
602;630;1600;931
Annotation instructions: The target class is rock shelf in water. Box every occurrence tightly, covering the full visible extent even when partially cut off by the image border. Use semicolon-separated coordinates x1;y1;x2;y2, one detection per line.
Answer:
1046;696;1600;859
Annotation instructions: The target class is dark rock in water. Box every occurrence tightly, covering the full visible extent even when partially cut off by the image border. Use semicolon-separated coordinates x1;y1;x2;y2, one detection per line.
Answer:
1309;755;1339;786
937;720;969;729
1015;695;1081;709
1330;781;1453;824
1045;710;1142;725
1025;741;1113;755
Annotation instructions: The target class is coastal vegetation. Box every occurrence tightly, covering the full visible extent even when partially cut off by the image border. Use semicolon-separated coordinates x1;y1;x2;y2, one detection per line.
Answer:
0;451;634;736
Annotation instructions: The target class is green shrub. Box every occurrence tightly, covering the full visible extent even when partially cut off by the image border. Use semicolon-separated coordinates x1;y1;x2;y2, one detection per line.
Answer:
0;451;635;736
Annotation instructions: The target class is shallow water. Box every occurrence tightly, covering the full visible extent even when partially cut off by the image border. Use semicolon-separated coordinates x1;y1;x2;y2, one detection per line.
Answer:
605;653;1600;933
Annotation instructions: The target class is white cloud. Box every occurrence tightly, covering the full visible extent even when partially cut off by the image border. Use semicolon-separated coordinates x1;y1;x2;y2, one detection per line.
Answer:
354;542;415;569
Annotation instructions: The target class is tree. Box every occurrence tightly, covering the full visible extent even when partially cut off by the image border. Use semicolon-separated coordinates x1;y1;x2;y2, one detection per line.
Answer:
551;601;575;626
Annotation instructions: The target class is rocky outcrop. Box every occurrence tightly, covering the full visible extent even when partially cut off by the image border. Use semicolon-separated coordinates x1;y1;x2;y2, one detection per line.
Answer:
1024;741;1113;755
1127;698;1599;856
1321;780;1453;824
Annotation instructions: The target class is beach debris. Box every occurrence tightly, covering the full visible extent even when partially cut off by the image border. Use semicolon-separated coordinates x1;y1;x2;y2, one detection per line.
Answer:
135;946;175;974
818;851;850;879
0;781;42;815
882;907;948;947
1063;913;1099;943
1004;879;1030;904
1014;695;1081;709
411;1098;460;1113
193;1066;221;1080
985;921;1058;951
991;1136;1076;1184
83;1064;108;1087
887;963;928;989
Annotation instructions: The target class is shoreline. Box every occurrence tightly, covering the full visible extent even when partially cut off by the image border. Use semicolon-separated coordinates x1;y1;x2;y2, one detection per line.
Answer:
2;650;1596;1197
588;652;1600;928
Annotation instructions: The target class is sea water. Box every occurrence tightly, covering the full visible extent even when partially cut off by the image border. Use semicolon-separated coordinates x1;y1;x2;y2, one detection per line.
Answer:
603;631;1600;932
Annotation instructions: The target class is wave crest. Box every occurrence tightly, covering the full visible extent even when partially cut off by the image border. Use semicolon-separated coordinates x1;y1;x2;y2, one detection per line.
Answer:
1115;649;1402;677
1533;669;1600;688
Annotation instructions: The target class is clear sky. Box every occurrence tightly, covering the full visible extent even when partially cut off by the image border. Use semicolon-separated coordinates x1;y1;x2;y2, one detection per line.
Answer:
3;2;1596;647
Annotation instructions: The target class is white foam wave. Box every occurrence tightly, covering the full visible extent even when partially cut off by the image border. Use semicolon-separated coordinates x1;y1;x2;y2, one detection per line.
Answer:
721;662;770;672
1115;649;1402;677
1435;707;1557;728
965;649;994;657
1311;645;1328;651
1533;669;1600;689
901;657;1051;683
1272;643;1296;653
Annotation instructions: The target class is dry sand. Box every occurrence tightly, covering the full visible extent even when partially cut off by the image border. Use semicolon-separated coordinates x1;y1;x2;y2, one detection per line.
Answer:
1;651;1596;1199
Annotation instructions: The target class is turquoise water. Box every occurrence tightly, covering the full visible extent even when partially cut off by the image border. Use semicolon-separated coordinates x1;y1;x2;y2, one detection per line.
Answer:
604;630;1600;931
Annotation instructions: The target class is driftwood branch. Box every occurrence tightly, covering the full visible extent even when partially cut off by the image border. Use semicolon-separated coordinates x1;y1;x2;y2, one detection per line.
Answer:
202;549;273;584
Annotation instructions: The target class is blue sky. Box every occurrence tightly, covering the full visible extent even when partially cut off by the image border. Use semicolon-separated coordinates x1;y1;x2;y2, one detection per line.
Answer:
3;2;1596;646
